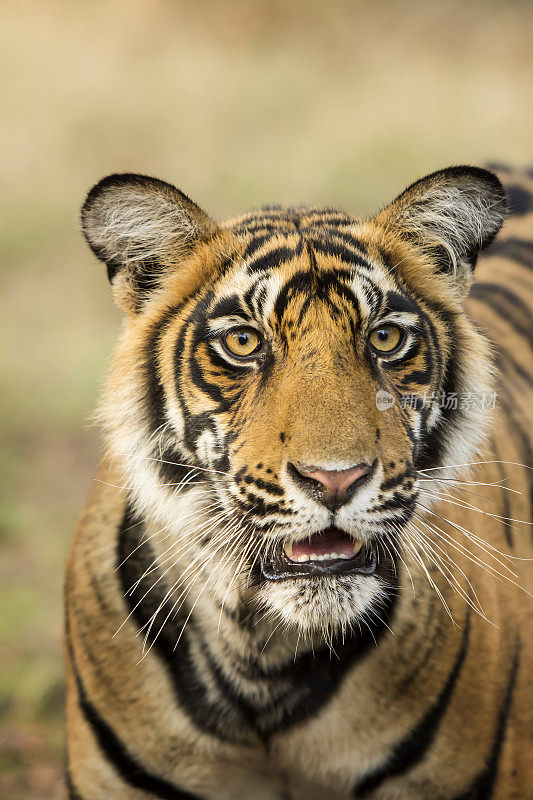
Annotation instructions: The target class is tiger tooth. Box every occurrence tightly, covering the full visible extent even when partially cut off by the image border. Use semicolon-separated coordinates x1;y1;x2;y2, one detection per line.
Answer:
284;542;294;560
298;554;309;562
352;541;364;555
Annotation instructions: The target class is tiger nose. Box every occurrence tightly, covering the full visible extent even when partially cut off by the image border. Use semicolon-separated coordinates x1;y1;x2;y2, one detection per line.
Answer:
289;462;373;510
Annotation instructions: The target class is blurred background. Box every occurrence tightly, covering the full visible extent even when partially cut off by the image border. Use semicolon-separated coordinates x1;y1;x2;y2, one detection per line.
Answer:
1;0;532;796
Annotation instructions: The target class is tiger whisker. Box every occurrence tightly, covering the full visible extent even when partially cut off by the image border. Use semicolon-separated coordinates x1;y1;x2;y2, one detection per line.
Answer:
416;480;520;507
417;487;532;527
138;520;247;656
115;520;175;570
417;460;533;473
405;520;488;620
259;614;290;655
168;527;254;652
414;506;531;595
417;476;521;494
400;531;456;624
384;525;417;597
115;509;235;635
412;508;515;579
217;517;258;632
129;453;234;479
375;554;417;594
127;508;231;592
416;502;524;574
115;499;227;568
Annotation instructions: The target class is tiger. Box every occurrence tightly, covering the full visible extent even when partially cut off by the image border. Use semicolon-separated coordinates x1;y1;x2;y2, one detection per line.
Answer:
65;164;533;800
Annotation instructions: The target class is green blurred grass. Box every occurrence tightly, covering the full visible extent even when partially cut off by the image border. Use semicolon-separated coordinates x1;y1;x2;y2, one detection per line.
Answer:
1;0;533;796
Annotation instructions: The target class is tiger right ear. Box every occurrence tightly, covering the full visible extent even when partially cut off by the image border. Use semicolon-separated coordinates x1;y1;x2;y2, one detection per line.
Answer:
81;173;217;313
374;166;507;295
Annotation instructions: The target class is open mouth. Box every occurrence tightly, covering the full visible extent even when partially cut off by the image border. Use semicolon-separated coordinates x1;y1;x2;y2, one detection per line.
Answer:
261;526;377;581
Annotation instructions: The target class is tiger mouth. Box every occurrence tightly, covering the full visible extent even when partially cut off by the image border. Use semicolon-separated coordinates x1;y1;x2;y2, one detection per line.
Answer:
260;526;377;581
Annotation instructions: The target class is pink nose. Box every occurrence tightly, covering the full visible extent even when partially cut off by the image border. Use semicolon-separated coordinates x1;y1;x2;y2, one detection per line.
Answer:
291;462;372;509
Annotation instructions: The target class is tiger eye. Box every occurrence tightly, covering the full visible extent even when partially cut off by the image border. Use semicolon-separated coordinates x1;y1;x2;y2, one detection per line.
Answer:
369;324;403;354
223;328;261;357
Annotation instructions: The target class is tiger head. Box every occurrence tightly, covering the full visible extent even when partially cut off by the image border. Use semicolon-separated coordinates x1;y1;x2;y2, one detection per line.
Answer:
82;167;506;636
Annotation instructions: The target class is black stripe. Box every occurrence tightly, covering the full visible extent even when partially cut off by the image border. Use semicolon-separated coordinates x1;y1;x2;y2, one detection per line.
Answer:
184;292;231;408
233;222;289;234
394;594;443;693
244;278;269;316
419;304;444;386
117;509;245;742
210;294;249;320
273;270;313;320
399;364;432;386
144;303;188;435
156;447;207;490
496;394;533;544
353;610;471;797
117;507;253;742
314;269;362;309
273;264;364;324
492;442;513;548
384;290;423;316
233;492;295;517
374;491;417;517
323;229;369;256
205;586;398;739
303;212;355;227
506;184;533;216
484;162;512;173
247;245;297;273
233;212;284;230
174;293;232;455
143;303;209;488
380;468;415;492
470;283;533;346
66;615;202;799
415;309;462;471
308;236;372;270
498;395;533;467
452;643;520;799
66;769;85;800
482;237;533;270
360;274;385;315
240;233;274;261
489;340;533;386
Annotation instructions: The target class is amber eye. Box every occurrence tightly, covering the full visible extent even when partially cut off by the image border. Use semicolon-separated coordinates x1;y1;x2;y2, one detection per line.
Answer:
222;328;261;358
369;324;404;354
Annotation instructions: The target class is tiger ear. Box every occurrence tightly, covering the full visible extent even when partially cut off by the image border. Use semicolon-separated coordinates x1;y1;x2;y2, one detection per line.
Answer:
374;166;507;293
81;173;217;312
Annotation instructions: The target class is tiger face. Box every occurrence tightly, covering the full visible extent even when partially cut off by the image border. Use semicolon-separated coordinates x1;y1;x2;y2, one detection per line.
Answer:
82;168;506;635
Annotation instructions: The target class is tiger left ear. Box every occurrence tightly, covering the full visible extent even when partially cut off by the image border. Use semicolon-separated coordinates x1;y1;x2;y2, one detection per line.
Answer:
81;173;218;313
374;166;507;293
